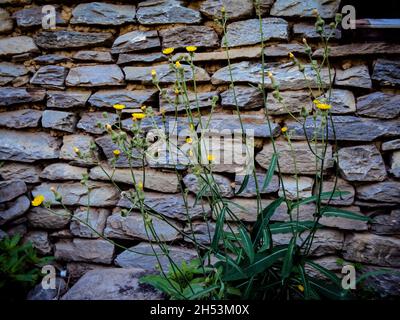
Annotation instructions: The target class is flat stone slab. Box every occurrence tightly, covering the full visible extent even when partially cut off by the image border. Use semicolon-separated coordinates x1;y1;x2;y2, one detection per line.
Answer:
0;163;41;183
0;87;46;106
70;207;110;238
357;92;400;119
160;25;219;49
111;30;160;54
66;65;124;87
221;85;263;110
271;0;341;18
313;43;400;58
200;0;253;20
0;36;39;57
47;91;91;109
356;181;400;204
14;5;65;27
335;64;372;89
160;89;217;112
77;112;119;134
72;51;113;63
27;207;71;230
0;62;29;86
42;110;77;133
0;109;42;128
40;163;87;181
372;59;400;87
0;195;30;225
34;31;113;49
88;89;157;108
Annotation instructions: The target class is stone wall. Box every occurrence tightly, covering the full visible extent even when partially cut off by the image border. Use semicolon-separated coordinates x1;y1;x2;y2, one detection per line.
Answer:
0;0;399;298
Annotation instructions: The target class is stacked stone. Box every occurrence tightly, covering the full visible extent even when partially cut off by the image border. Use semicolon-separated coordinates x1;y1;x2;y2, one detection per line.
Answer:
0;0;399;298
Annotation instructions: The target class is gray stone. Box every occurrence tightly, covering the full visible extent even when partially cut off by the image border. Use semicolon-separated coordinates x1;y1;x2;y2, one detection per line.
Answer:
372;210;400;236
217;198;274;222
212;61;333;89
357;181;400;204
104;210;182;241
266;90;312;115
293;22;341;40
34;54;70;65
286;116;400;142
30;66;68;89
95;135;143;168
183;221;238;246
256;141;333;174
335;64;372;89
0;109;42;128
343;233;400;267
235;172;279;197
0;130;61;162
118;191;210;221
200;0;253;20
0;36;39;57
319;178;355;206
60;134;98;164
66;65;124;87
279;176;314;200
0;8;12;33
27;207;71;230
382;139;400;151
272;229;344;257
35;31;113;49
47;91;91;109
258;0;275;15
27;278;67;301
0;163;41;183
357;92;400;119
0;62;28;86
0;87;45;106
372;59;400;87
0;195;30;225
55;238;115;264
0;180;27;203
66;262;112;282
77;112;119;134
271;0;341;18
115;242;198;271
184;173;234;198
124;64;210;83
390;151;400;178
71;2;136;25
221;86;263;110
62;268;163;300
90;166;179;193
14;6;65;27
6;224;27;238
111;30;160;54
318;89;356;114
198;114;280;138
42;110;77;133
24;231;52;255
40;163;87;181
88;89;157;109
0;229;6;239
117;52;166;65
305;256;343;280
222;18;288;47
73;51;113;63
32;182;119;207
137;0;201;25
160;89;218;112
362;265;400;298
160;26;219;49
338;145;387;182
319;206;368;231
313;43;400;58
70;207;110;238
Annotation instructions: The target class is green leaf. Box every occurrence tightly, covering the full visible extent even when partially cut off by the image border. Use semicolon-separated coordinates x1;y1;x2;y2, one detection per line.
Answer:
292;191;350;208
309;278;347;300
187;284;219;300
298;264;313;300
216;253;246;280
262;153;277;191
322;207;371;222
235;174;250;195
281;237;296;280
211;206;226;251
139;275;182;298
269;221;319;234
258;228;271;253
305;260;341;286
238;226;255;263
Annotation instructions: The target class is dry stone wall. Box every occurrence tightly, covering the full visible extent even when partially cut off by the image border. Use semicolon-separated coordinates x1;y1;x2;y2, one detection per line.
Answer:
0;0;399;298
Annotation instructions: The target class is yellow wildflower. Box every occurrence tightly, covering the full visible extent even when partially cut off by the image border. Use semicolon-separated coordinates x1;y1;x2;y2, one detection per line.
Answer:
281;127;288;133
313;99;332;110
312;9;319;16
174;87;180;95
186;137;193;144
207;154;215;162
186;46;197;53
175;61;182;68
188;150;193;157
160;108;166;115
141;105;147;111
113;149;120;157
105;124;112;132
31;195;45;207
189;123;195;131
137;182;143;190
221;6;226;13
73;147;80;154
151;69;157;76
113;104;125;110
132;113;146;120
162;47;174;55
297;285;305;292
267;71;273;78
288;52;295;59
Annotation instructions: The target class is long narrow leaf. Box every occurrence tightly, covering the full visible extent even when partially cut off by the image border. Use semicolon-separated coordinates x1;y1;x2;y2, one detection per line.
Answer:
322;207;371;222
238;225;255;263
262;153;277;191
235;174;250;195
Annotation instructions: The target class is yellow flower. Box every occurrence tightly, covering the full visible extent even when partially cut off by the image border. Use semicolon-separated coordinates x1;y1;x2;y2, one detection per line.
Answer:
174;87;180;95
186;137;193;144
297;285;305;292
207;154;215;162
160;108;166;115
281;127;288;133
141;105;146;111
314;100;332;110
32;195;45;207
175;61;182;68
113;104;125;110
105;124;112;132
288;52;295;59
113;149;120;157
186;46;197;53
221;6;226;13
73;147;80;154
151;69;157;76
302;38;307;44
312;9;319;16
137;182;143;190
267;71;273;78
162;47;174;55
132;113;146;120
189;123;195;131
188;150;193;157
